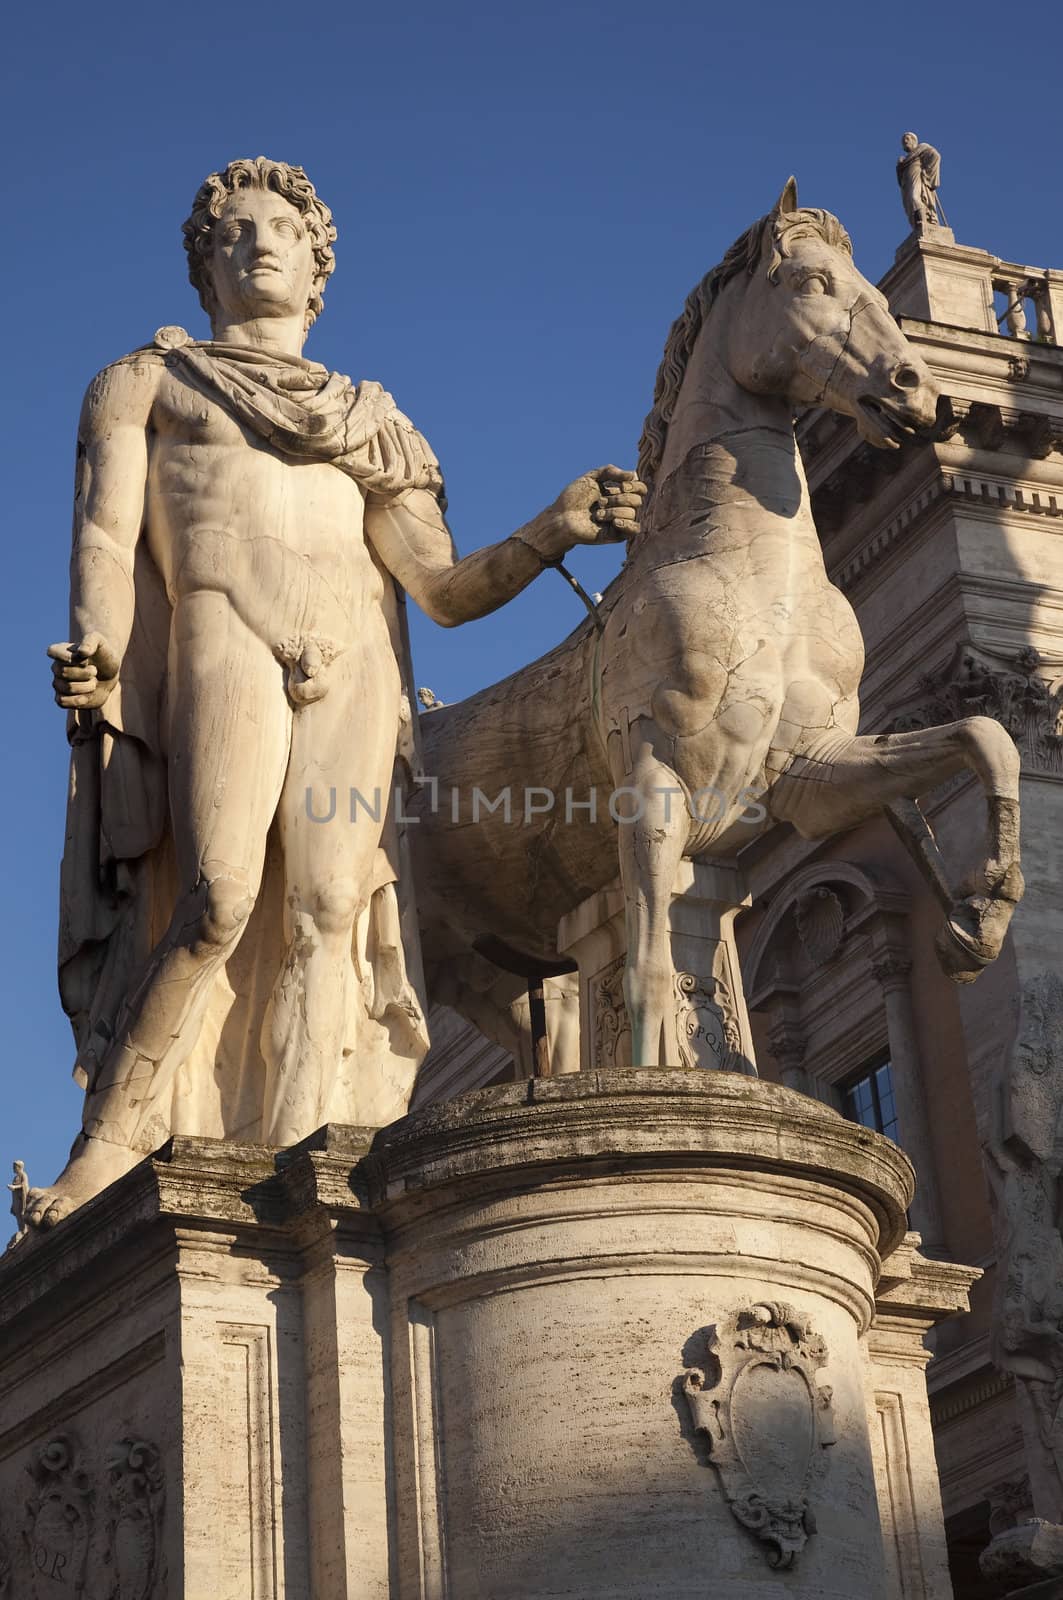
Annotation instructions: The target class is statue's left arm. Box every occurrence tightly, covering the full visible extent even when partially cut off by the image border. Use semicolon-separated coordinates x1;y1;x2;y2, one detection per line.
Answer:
364;467;644;627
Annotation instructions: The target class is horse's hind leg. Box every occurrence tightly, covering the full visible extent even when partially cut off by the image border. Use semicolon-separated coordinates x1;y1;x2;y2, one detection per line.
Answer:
770;716;1023;981
611;735;689;1066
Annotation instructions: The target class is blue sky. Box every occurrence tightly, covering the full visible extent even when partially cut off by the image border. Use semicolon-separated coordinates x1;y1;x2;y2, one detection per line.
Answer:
2;0;1061;1196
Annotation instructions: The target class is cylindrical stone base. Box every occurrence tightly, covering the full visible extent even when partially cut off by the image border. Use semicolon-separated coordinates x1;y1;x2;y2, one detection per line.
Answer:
368;1069;914;1600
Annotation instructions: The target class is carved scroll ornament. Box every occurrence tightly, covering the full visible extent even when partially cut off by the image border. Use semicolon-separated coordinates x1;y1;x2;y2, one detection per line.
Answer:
24;1435;92;1596
13;1432;164;1599
682;1302;836;1569
107;1438;165;1600
674;970;743;1071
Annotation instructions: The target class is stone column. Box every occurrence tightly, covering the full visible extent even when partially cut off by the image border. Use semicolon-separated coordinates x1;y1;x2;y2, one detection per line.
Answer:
868;1234;982;1598
766;1009;811;1094
557;860;757;1074
370;1069;919;1600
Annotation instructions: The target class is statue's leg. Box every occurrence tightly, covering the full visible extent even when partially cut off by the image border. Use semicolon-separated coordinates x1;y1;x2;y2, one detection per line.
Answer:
611;726;690;1067
263;645;402;1142
28;598;292;1227
769;716;1023;978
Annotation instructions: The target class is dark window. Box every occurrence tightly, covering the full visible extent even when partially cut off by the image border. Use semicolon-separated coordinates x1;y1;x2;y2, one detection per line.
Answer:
841;1059;899;1144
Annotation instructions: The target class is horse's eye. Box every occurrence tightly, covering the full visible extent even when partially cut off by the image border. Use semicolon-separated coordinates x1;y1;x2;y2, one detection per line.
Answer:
799;274;829;296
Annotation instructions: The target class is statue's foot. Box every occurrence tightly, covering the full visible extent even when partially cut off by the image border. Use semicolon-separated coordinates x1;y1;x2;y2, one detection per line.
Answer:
24;1135;140;1231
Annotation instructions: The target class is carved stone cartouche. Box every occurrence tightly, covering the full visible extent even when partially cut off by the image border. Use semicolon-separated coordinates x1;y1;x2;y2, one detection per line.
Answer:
682;1302;836;1569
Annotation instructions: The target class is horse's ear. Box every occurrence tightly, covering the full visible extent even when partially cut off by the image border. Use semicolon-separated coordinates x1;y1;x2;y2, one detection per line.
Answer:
772;176;799;216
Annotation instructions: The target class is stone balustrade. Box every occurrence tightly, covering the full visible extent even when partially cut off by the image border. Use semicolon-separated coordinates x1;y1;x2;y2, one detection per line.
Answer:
992;268;1057;343
883;232;1063;343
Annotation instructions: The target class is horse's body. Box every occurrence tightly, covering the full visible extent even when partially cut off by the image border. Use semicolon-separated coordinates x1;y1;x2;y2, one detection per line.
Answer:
414;181;1023;1066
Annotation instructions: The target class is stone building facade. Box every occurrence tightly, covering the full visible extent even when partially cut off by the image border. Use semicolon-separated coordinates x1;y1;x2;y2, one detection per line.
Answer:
417;225;1063;1596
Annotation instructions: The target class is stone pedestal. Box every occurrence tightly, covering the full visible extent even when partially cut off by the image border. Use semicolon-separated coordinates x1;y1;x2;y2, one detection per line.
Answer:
370;1071;970;1600
0;1130;388;1600
0;1073;975;1599
556;861;757;1074
882;233;996;330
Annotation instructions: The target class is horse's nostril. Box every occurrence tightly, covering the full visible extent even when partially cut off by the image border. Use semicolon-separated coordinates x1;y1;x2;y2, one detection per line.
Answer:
893;364;921;391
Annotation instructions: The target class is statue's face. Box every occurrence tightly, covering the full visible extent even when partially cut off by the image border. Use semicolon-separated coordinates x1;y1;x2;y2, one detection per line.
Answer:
902;132;917;152
726;224;939;448
208;188;316;325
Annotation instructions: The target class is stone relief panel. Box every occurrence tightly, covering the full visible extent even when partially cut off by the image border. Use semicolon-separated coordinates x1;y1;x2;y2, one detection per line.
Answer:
7;1431;164;1600
593;957;631;1070
988;1474;1035;1537
24;1436;92;1595
674;968;743;1071
595;951;745;1072
985;969;1063;1522
681;1302;836;1570
106;1439;165;1600
888;642;1063;773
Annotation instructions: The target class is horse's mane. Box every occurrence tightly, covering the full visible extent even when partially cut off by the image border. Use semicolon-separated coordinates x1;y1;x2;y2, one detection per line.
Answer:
636;206;852;492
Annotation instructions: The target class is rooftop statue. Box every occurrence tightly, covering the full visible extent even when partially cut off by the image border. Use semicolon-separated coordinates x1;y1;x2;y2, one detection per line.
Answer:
897;131;946;234
7;1162;29;1247
412;179;1024;1066
30;158;641;1229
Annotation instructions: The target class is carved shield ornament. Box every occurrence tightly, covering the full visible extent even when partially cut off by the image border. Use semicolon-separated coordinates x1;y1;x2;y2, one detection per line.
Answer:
23;1435;92;1596
673;970;743;1071
107;1438;165;1600
682;1302;836;1569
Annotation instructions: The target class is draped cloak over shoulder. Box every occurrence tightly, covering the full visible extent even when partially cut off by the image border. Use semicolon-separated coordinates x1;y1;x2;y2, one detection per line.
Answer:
59;328;439;1140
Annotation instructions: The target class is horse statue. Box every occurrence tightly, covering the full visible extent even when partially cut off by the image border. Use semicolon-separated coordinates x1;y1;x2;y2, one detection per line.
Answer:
412;178;1024;1070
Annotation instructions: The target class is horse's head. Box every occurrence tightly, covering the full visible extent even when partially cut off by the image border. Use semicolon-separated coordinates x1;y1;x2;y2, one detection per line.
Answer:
728;178;938;447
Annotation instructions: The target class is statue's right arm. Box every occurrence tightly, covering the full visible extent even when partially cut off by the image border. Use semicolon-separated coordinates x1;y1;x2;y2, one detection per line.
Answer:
50;357;159;711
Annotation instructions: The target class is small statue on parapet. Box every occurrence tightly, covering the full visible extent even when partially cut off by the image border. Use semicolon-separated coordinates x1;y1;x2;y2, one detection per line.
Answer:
6;1161;29;1248
897;132;947;234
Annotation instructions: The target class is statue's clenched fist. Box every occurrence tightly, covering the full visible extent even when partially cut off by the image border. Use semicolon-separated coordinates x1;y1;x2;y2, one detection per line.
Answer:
48;632;120;710
550;466;647;547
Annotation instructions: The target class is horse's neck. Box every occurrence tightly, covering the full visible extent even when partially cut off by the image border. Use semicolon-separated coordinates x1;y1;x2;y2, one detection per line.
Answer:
651;332;816;546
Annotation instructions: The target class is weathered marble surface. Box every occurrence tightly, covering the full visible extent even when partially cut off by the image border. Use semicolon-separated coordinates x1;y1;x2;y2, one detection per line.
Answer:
557;860;757;1075
33;156;640;1228
980;1517;1063;1595
370;1070;956;1599
0;1076;974;1600
985;970;1063;1525
414;178;1023;1077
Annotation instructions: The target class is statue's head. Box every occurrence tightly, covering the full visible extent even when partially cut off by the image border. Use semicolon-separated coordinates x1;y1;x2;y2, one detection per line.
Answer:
901;132;918;152
723;178;939;448
638;178;940;486
183;158;337;334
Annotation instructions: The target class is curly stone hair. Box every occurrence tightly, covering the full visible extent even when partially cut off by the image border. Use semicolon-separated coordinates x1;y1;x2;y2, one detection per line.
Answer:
182;157;337;328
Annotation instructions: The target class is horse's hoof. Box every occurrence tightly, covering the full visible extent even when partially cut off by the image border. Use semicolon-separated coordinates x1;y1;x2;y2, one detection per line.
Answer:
934;918;993;985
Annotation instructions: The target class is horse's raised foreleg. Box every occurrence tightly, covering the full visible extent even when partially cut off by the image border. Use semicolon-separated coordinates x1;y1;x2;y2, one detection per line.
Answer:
611;732;690;1066
770;715;1023;982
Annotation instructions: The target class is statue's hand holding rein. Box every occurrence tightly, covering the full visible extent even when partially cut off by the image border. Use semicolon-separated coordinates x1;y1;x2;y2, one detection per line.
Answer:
552;465;647;550
48;632;120;710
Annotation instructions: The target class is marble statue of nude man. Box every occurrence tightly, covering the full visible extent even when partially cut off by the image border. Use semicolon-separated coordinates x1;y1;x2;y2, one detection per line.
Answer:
35;157;643;1227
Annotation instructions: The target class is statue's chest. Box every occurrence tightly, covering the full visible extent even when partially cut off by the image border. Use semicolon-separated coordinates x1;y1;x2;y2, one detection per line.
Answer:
154;375;250;447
